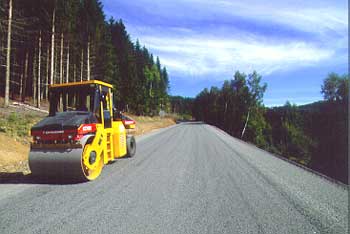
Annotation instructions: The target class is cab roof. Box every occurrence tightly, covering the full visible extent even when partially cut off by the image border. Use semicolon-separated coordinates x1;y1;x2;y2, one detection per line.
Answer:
50;80;113;89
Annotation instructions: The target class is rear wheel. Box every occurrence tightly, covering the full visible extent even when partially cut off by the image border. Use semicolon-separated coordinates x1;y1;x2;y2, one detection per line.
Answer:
126;135;136;157
81;144;104;180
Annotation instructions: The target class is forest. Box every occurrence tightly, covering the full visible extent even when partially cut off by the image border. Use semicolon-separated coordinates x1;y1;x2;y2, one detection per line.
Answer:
169;96;193;120
192;72;349;184
0;0;169;115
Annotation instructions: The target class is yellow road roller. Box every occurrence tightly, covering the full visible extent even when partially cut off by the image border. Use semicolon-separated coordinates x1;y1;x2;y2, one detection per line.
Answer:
29;80;136;181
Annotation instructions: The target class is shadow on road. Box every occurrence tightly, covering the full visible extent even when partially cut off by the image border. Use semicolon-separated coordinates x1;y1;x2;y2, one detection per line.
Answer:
0;172;84;185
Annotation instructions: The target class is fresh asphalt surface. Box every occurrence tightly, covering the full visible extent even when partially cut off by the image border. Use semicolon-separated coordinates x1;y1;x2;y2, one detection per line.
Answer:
0;123;348;234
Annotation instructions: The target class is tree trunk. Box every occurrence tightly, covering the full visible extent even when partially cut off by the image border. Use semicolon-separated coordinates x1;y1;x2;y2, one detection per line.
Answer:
66;41;69;83
65;41;69;105
59;33;63;109
22;51;28;102
50;6;55;86
80;48;83;82
33;48;37;106
241;109;250;139
54;41;58;83
73;63;76;82
149;81;153;96
19;73;23;98
45;45;49;99
5;0;13;107
37;30;41;108
59;32;63;84
73;63;76;105
87;39;90;81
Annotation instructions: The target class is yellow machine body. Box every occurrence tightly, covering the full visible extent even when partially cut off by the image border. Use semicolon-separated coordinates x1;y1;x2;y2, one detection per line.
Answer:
29;80;135;181
112;121;127;158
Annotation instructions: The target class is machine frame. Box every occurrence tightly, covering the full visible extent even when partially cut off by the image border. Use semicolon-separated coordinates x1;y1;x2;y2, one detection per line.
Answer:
29;80;136;181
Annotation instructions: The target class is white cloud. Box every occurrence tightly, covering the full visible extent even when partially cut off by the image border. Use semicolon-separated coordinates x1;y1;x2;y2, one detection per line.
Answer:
215;1;348;35
141;35;334;79
123;0;348;36
106;0;347;82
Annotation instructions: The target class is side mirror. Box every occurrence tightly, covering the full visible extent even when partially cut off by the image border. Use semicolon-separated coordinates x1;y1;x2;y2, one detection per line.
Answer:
113;108;122;121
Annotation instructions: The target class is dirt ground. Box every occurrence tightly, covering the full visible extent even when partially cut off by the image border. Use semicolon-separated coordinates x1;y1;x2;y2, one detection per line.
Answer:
0;133;31;174
129;114;175;136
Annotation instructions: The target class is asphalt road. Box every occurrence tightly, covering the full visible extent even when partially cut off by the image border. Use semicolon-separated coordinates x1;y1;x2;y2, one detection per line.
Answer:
0;123;348;234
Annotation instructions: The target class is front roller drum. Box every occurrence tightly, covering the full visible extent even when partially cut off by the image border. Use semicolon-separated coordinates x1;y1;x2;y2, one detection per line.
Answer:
29;144;104;181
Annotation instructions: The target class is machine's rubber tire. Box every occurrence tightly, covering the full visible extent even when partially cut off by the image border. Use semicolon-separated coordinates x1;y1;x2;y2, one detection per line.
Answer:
126;135;136;157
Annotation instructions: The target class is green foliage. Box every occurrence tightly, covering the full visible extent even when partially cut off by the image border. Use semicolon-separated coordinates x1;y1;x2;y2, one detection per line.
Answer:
247;71;267;105
265;102;314;164
244;106;270;148
170;96;193;116
281;121;310;158
281;107;313;161
321;73;349;102
193;70;269;146
106;20;169;115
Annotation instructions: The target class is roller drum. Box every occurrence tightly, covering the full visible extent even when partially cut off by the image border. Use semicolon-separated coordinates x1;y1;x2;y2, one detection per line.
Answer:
29;148;87;181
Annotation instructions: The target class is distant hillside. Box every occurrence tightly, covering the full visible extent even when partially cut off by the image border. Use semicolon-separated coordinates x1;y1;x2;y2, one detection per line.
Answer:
266;100;348;184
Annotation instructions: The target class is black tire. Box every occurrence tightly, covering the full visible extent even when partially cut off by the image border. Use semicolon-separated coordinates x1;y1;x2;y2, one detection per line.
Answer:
126;135;136;157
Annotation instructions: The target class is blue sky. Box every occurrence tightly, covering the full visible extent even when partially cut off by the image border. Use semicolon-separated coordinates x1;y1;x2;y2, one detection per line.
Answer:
101;0;348;106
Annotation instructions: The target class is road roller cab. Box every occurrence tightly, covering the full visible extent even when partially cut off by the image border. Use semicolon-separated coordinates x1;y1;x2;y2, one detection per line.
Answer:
29;80;136;181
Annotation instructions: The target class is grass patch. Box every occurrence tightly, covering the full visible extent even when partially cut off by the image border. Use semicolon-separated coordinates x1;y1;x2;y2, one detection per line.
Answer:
0;112;43;143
